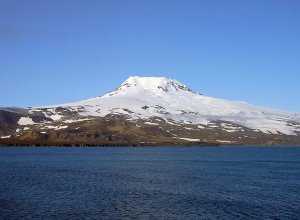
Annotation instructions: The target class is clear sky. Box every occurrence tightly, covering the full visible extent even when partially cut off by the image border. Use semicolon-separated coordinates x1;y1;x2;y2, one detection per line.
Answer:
0;0;299;111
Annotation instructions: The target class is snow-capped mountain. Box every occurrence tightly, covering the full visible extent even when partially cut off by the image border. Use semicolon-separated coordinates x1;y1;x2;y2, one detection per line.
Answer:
36;76;300;135
1;76;300;146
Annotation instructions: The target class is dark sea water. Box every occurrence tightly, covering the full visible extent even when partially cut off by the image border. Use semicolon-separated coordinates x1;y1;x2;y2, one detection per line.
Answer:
0;147;300;220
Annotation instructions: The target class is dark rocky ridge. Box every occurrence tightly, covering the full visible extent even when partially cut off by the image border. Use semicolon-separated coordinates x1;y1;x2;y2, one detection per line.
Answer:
0;108;300;146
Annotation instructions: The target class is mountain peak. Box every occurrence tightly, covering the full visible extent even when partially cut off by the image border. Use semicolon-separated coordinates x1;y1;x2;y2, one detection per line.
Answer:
124;76;171;84
31;75;300;137
104;76;199;97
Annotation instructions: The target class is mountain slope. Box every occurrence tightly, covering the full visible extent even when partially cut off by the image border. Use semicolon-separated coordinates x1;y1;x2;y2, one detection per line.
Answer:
1;76;300;146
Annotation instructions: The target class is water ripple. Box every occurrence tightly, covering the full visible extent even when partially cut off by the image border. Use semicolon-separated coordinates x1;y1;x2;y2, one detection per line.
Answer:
0;146;300;219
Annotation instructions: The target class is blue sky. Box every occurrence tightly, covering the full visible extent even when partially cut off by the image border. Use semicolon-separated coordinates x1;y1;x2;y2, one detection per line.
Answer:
0;0;299;111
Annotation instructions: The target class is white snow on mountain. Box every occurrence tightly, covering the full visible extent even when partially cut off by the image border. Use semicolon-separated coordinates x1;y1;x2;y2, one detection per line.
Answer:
18;117;36;126
33;76;300;135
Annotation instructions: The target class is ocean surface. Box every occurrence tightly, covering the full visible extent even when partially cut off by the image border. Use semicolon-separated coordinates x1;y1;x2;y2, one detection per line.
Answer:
0;147;299;219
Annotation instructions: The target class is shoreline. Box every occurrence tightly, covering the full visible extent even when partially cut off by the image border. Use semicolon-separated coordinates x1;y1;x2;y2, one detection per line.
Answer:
1;143;300;147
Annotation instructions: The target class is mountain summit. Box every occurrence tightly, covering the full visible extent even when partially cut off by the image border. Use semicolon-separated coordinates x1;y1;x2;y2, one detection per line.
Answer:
103;76;199;97
1;76;300;146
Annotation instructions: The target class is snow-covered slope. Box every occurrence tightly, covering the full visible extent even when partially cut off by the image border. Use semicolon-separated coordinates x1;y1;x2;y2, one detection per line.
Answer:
34;76;300;135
